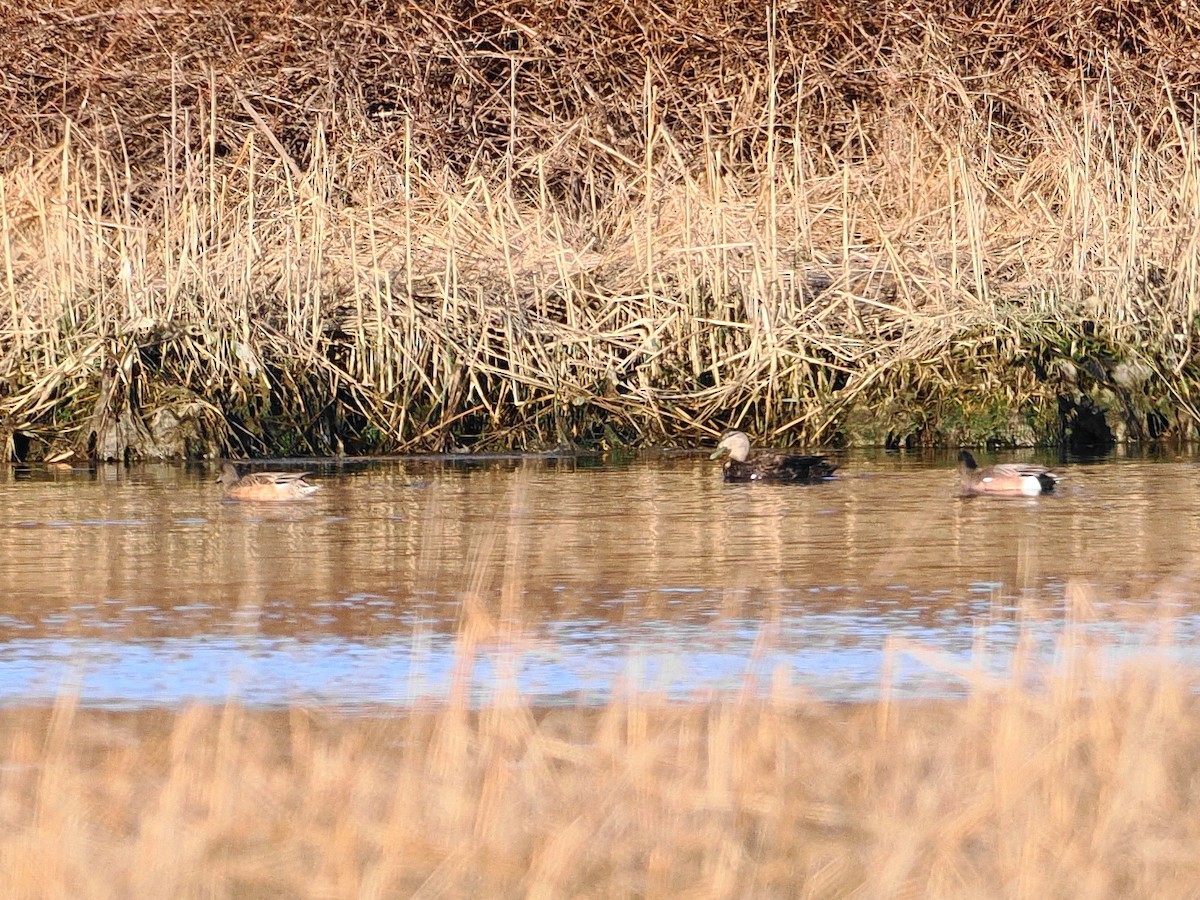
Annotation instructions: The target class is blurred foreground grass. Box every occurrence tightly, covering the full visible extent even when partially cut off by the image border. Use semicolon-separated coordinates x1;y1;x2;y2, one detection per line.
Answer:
2;638;1198;898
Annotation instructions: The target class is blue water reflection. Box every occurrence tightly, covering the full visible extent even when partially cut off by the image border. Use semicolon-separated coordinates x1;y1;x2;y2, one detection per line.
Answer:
1;450;1198;708
1;604;1197;709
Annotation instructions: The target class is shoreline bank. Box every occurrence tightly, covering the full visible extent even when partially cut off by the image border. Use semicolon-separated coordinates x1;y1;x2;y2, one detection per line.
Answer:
4;1;1199;459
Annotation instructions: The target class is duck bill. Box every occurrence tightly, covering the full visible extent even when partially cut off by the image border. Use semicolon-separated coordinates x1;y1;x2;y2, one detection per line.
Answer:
709;447;729;460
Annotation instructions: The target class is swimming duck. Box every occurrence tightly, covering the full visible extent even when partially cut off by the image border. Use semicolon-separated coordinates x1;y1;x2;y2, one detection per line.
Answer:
958;450;1059;496
709;430;837;483
217;462;321;501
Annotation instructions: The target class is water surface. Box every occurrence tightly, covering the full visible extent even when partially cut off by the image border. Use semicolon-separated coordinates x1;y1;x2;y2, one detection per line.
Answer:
1;449;1198;707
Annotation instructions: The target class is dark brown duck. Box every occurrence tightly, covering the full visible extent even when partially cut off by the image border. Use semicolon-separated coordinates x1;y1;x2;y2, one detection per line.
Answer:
709;430;837;483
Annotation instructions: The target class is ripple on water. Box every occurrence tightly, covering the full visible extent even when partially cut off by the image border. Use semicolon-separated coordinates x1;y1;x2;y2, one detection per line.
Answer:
0;453;1197;707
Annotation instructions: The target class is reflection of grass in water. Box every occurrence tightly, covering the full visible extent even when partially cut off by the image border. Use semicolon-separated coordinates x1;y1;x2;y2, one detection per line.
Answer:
4;616;1199;897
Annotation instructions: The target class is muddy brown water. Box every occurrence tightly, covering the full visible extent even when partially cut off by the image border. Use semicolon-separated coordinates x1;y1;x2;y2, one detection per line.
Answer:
1;449;1198;708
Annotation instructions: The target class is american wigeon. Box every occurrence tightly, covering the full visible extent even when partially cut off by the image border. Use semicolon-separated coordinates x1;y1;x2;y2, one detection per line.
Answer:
709;430;837;483
958;450;1059;496
217;462;321;501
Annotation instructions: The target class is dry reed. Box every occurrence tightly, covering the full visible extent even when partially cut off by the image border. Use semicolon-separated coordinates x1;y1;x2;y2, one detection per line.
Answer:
3;1;1200;457
1;630;1198;897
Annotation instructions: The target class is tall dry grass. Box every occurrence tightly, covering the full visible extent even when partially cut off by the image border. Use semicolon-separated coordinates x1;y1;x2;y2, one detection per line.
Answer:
1;628;1199;897
3;1;1200;457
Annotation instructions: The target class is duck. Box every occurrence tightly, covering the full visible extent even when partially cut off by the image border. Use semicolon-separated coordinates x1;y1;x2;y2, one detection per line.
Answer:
957;450;1059;496
709;430;837;483
217;462;321;501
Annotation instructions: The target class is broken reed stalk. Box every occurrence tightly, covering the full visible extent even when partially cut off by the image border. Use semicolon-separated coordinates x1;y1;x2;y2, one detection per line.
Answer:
2;0;1200;458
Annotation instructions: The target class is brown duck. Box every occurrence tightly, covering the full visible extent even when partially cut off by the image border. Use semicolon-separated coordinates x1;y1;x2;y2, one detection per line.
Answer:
958;450;1059;496
709;430;837;483
217;463;321;501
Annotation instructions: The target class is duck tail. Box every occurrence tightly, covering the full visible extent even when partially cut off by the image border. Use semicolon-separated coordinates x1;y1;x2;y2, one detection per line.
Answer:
1036;472;1059;493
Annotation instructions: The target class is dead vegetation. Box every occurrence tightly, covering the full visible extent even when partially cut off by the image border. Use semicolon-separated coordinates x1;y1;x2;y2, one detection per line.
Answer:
3;0;1200;457
2;635;1199;897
